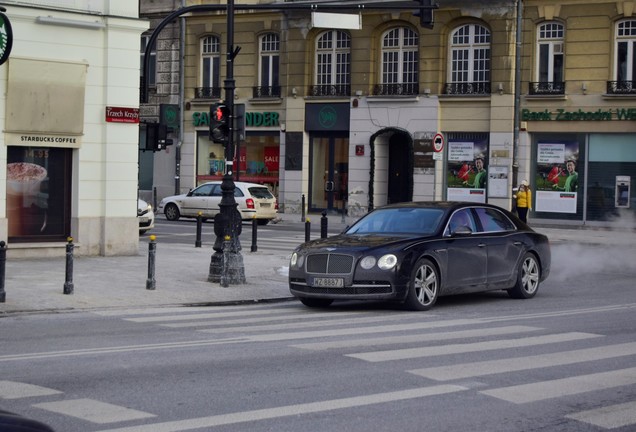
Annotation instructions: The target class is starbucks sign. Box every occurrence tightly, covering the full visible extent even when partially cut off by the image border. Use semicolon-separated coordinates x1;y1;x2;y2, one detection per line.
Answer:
0;8;13;66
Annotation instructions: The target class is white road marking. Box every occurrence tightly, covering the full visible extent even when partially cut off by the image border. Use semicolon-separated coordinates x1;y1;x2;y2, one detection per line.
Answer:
125;308;316;323
0;381;62;399
481;367;636;404
292;325;542;351
410;342;636;381
161;311;367;328
33;399;155;424
202;319;482;341
565;401;636;429
346;332;602;362
95;385;467;432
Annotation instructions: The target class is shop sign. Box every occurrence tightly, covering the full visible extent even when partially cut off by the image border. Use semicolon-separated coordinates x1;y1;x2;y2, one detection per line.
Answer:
192;111;279;127
105;106;139;123
0;10;13;66
521;108;636;122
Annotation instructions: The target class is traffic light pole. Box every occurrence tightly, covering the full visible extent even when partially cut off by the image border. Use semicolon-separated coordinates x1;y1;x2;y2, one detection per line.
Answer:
208;0;246;285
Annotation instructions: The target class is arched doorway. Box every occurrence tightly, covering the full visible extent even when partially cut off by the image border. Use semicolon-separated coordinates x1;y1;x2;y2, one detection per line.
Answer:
368;128;414;210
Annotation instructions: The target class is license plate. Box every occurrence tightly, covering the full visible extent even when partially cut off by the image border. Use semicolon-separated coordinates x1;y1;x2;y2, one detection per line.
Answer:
139;217;149;223
313;277;344;288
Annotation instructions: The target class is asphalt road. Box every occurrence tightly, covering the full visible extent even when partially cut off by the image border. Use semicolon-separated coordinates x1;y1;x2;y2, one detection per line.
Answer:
2;250;636;431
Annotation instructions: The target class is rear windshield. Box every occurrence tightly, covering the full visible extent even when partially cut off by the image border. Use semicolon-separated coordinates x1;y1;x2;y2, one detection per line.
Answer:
248;187;274;199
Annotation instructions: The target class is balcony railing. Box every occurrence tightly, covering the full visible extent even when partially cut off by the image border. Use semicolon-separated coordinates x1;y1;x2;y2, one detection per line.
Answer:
529;81;565;95
309;84;351;97
194;87;222;99
607;81;636;95
372;83;419;96
252;86;281;98
444;82;491;95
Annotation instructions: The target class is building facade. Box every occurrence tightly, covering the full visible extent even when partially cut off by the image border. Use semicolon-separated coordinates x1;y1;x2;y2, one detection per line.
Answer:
1;0;148;257
144;0;634;229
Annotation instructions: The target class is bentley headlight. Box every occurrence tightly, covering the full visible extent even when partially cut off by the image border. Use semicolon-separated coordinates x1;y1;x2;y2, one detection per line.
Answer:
360;256;377;270
378;254;398;270
290;252;304;269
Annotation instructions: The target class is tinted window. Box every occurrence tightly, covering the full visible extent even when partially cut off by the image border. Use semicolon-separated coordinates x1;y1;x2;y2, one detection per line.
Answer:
445;209;477;235
474;207;516;232
192;184;214;196
347;208;444;235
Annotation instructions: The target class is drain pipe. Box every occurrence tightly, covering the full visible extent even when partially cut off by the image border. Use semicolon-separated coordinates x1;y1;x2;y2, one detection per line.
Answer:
512;0;523;200
175;0;186;195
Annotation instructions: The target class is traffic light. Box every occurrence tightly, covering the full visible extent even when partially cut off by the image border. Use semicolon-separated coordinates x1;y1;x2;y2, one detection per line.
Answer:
415;0;435;29
143;122;172;151
210;103;231;144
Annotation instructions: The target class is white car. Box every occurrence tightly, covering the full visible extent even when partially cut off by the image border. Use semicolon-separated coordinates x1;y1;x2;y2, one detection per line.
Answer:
158;181;278;225
138;198;155;234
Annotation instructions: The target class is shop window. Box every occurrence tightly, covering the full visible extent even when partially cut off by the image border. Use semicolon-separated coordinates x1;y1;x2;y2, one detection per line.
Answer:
312;30;351;96
609;19;636;94
7;147;72;242
446;24;490;95
374;27;419;96
140;35;156;88
196;131;280;197
196;35;221;99
255;33;280;98
531;22;564;95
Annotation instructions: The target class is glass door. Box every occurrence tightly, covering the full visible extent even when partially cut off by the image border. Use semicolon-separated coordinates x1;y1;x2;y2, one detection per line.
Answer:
309;135;348;213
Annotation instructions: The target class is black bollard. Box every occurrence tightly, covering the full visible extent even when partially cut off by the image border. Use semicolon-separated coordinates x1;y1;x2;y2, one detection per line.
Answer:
251;217;258;252
195;212;203;248
301;194;306;222
321;211;328;239
63;237;74;295
146;235;156;290
305;218;311;243
0;241;6;303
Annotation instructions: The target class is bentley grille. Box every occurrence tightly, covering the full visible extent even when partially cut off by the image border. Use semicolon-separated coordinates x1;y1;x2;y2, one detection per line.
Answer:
306;253;354;274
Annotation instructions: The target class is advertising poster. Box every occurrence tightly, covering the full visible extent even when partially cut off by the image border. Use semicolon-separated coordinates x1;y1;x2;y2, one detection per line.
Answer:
535;141;580;213
488;166;509;198
447;139;488;203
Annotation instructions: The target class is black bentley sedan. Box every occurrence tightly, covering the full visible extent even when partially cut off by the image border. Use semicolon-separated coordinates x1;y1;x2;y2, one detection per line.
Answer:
289;202;551;311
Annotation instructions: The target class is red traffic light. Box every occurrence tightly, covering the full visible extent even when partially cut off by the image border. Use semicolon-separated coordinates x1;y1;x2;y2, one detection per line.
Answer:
214;105;228;122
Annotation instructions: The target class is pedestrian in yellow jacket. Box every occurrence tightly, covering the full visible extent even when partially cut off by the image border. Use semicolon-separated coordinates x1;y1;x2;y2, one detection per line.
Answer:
514;180;532;223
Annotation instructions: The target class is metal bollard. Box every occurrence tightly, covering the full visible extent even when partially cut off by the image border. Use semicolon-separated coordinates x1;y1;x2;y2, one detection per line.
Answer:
0;241;6;303
305;218;311;243
251;216;258;252
195;212;203;248
301;194;306;222
321;211;328;239
63;237;74;295
146;235;156;290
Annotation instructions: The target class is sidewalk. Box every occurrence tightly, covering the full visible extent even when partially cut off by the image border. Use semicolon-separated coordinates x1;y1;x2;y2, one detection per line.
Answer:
1;213;634;315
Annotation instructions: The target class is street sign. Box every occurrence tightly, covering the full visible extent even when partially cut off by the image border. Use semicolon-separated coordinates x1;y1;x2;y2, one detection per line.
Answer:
433;133;444;152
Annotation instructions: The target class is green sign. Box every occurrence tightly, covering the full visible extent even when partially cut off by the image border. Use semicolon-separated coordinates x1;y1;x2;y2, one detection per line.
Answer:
193;111;279;127
521;108;636;121
0;11;13;66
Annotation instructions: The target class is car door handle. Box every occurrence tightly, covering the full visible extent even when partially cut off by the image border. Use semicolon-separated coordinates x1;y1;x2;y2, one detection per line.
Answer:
514;241;523;246
478;243;486;248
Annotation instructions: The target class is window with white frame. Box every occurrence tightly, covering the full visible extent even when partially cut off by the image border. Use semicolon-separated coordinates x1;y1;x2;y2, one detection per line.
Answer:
258;33;280;97
379;27;418;95
616;19;636;83
530;21;565;94
315;30;351;96
448;24;490;94
140;35;156;87
200;35;221;98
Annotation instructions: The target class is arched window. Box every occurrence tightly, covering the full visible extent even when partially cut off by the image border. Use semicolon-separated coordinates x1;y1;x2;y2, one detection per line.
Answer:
447;24;490;94
314;30;351;96
376;27;419;95
198;35;221;98
532;22;565;94
258;33;280;97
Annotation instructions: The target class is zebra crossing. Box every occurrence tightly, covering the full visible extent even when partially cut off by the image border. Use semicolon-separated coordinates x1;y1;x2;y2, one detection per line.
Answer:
4;303;635;430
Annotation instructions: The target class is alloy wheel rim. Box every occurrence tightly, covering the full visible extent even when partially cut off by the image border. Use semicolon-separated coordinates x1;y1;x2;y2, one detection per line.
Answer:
415;264;437;305
522;257;539;294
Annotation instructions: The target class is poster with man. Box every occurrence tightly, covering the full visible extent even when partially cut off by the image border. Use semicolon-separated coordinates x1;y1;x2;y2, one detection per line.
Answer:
447;140;488;203
535;141;580;213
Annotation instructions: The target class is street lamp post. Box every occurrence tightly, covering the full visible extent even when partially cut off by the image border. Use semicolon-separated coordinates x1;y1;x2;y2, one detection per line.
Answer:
208;0;245;285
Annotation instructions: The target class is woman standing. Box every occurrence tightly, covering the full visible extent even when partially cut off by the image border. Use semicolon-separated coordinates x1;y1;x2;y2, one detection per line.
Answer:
514;180;532;223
